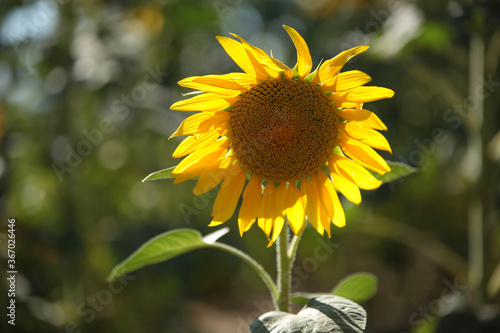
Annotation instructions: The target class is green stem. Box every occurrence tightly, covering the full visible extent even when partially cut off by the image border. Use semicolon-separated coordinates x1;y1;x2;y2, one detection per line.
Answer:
288;233;303;261
209;242;279;308
277;228;291;312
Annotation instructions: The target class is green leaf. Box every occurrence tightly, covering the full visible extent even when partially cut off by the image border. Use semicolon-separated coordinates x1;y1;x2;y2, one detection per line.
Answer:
370;161;416;184
108;227;279;303
291;292;324;305
142;166;177;182
108;228;228;281
332;273;378;304
411;315;438;333
251;295;366;333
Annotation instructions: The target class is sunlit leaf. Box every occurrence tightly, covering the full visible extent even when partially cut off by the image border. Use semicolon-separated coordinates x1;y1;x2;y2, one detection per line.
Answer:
291;294;313;305
291;292;323;305
370;161;416;184
332;272;378;304
142;166;177;182
108;228;228;280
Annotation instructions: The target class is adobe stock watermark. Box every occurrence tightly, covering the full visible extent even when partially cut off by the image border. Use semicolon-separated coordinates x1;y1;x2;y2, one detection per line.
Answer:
402;278;467;333
51;65;168;182
50;275;135;333
388;73;500;191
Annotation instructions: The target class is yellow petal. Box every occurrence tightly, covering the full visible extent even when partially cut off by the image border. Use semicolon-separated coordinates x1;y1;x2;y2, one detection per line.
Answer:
318;202;331;237
178;76;246;95
197;110;231;134
311;172;334;237
173;137;228;173
225;35;292;77
171;93;240;112
210;161;246;225
283;25;312;79
330;185;346;228
258;182;275;238
193;170;223;195
317;46;369;83
193;157;232;195
330;86;394;104
285;182;306;235
335;108;387;131
238;41;272;81
169;112;212;138
338;102;363;109
193;73;257;89
217;36;256;77
269;182;287;245
315;171;346;228
172;131;220;158
172;139;228;182
330;154;382;190
259;57;293;79
339;123;392;153
322;70;371;92
238;175;262;236
300;178;324;235
232;34;282;80
338;131;390;175
311;172;334;220
172;156;224;184
329;164;362;205
348;86;395;102
170;110;228;141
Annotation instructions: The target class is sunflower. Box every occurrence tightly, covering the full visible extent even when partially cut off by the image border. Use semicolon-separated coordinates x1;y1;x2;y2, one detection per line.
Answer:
169;26;394;245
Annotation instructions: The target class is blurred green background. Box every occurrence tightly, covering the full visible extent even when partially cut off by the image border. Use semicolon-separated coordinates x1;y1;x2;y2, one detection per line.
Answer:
1;0;499;332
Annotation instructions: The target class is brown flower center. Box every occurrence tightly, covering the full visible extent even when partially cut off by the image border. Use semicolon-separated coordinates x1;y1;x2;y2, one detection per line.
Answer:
229;78;338;182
